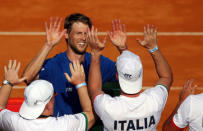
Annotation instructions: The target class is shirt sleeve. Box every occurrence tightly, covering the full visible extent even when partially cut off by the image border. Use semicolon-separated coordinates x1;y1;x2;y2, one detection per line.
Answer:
172;96;192;129
145;84;168;111
100;55;117;83
39;59;52;81
93;94;112;119
0;109;14;131
58;113;88;131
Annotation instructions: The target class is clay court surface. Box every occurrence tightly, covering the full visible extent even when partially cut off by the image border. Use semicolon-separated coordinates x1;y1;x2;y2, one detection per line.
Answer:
1;0;203;130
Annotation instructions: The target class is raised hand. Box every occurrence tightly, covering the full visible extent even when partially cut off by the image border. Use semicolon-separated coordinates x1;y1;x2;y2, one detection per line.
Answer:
45;17;67;47
179;79;197;102
136;25;157;50
107;20;127;52
64;61;85;86
87;26;107;54
4;60;26;85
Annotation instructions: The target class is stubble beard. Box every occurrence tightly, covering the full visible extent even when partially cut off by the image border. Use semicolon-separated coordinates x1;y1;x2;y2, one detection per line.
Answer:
69;42;87;55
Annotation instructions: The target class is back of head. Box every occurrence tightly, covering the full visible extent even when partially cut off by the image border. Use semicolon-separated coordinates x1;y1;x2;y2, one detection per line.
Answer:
116;50;143;94
64;13;92;34
19;80;54;120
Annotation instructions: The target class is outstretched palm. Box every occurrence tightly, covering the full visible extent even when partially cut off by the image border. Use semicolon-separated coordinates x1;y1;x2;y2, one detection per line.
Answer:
87;26;107;53
136;25;157;49
107;20;127;51
64;61;85;86
4;60;26;85
45;17;67;47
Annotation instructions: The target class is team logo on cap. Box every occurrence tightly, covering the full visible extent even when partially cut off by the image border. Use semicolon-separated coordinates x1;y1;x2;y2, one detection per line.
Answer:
124;73;132;80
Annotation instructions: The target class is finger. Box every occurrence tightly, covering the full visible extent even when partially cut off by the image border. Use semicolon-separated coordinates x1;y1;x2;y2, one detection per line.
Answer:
87;28;91;43
80;64;85;74
188;79;195;87
150;25;154;34
192;85;198;94
16;62;21;73
4;65;7;73
73;61;79;71
87;28;91;41
147;24;150;35
112;20;116;33
144;26;147;39
123;24;126;33
12;60;17;69
115;20;119;31
75;60;80;71
183;79;190;90
19;76;27;83
95;28;99;42
8;60;12;69
49;17;53;30
59;29;67;39
136;38;142;45
154;27;158;39
64;73;71;82
103;36;107;45
56;18;62;32
118;20;122;31
69;63;74;74
91;26;95;42
45;22;48;33
53;17;59;29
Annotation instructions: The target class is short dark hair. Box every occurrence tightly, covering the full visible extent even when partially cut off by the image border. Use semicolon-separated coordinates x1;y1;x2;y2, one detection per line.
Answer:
64;13;92;34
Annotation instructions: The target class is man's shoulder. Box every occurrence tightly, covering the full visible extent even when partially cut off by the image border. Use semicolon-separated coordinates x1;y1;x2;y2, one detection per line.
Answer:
0;109;19;120
85;52;115;63
45;52;67;64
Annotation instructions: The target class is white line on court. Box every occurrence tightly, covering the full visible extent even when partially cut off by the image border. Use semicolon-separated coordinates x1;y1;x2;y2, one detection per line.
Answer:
1;32;203;36
10;86;203;90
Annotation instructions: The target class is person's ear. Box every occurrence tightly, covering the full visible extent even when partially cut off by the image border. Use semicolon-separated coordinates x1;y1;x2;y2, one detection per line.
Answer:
64;32;69;39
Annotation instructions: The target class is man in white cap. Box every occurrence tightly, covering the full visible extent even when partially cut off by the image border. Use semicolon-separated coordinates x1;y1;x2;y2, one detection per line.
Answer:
88;23;173;131
0;60;95;131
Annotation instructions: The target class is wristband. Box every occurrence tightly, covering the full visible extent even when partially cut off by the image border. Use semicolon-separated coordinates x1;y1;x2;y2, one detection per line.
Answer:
2;80;14;87
148;45;158;53
76;82;87;89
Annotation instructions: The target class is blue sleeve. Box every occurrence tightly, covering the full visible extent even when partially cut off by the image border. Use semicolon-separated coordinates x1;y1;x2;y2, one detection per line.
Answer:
39;59;52;82
100;55;117;83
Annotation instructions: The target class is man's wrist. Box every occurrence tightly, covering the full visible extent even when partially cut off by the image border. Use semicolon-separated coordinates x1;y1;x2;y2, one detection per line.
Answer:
2;80;14;87
118;45;128;52
148;45;158;53
76;82;87;89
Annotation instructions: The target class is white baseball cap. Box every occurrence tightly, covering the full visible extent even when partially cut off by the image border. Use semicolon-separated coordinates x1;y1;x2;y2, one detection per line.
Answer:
116;50;143;94
19;80;54;120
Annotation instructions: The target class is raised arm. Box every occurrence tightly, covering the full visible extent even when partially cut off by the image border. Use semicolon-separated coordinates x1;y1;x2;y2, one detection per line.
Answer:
22;17;66;83
87;25;107;101
136;25;173;91
0;60;26;110
107;19;127;53
64;61;95;130
163;79;197;131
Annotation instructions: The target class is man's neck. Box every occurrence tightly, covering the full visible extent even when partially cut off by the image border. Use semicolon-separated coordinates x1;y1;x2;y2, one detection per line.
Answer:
120;91;141;98
66;48;85;63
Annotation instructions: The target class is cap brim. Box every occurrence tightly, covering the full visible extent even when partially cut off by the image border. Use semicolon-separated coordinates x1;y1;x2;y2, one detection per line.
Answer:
118;74;142;94
19;101;46;120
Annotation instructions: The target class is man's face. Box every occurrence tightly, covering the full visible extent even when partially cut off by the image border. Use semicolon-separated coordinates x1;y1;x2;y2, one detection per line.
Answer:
66;22;89;55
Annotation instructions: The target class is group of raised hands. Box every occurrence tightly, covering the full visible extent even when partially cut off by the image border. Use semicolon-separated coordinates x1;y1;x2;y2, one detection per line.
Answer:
3;17;197;105
44;17;158;55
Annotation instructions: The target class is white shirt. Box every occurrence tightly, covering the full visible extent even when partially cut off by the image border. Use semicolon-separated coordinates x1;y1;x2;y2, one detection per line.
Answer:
172;93;203;131
0;109;87;131
94;85;168;131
